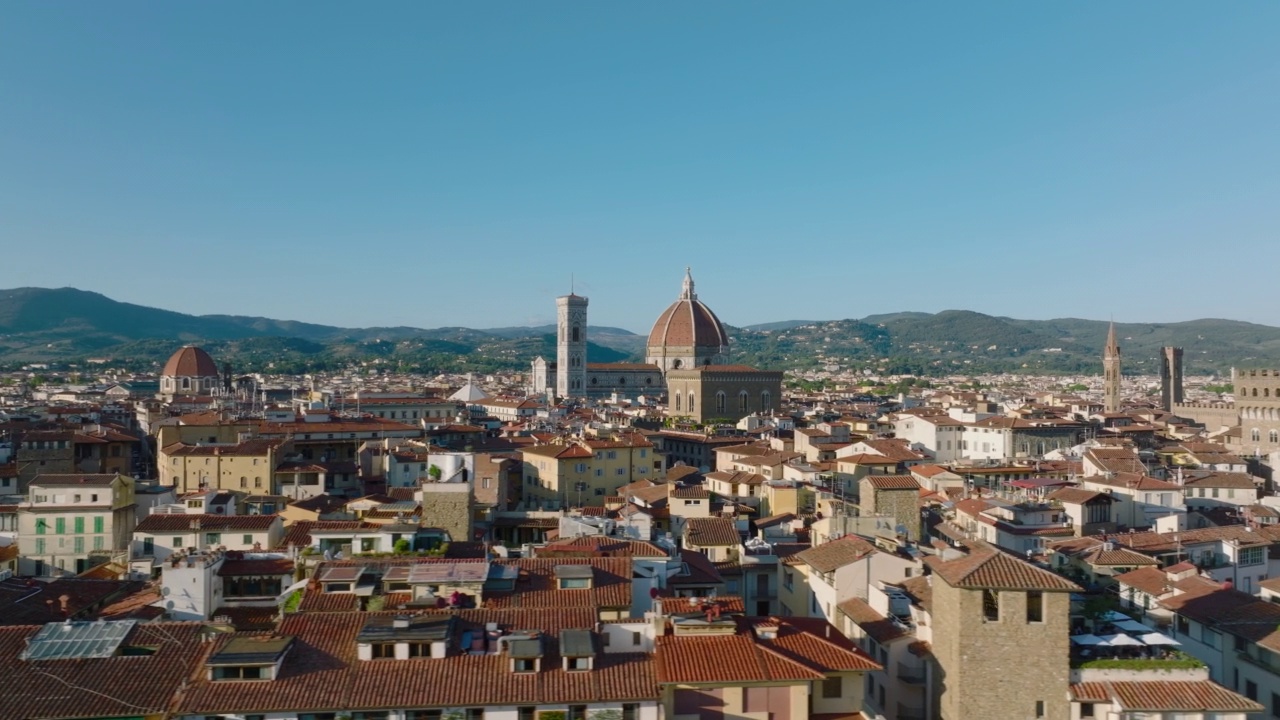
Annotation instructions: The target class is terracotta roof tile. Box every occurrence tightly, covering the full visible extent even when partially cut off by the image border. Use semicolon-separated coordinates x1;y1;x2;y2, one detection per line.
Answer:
795;535;878;573
1074;680;1262;712
862;475;920;491
684;517;741;548
1;622;209;720
135;513;280;534
929;544;1080;592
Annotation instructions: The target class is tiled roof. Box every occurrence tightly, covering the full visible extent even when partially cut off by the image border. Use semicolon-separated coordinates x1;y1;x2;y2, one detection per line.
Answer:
1;622;209;720
759;616;881;673
1046;487;1111;504
277;520;382;549
485;558;633;610
537;536;669;558
929;544;1080;592
706;470;769;486
667;550;724;587
862;475;920;491
837;597;908;644
179;609;652;714
297;591;361;613
1112;524;1271;553
135;513;279;534
218;558;295;576
1161;587;1280;653
1181;471;1258;489
795;535;878;574
684;517;741;548
1114;567;1173;597
29;473;121;487
898;576;932;613
212;605;280;631
1072;680;1262;712
0;578;146;626
1083;546;1160;567
655;634;821;683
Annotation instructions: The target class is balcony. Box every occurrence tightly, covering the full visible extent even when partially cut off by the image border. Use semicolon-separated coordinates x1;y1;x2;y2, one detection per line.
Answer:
897;661;927;684
897;702;927;720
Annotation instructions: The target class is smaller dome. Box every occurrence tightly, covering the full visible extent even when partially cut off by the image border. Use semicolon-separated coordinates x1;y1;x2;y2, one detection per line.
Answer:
162;345;219;378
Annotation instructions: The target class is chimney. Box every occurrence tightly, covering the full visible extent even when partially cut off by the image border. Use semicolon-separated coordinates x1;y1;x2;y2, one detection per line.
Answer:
59;594;70;617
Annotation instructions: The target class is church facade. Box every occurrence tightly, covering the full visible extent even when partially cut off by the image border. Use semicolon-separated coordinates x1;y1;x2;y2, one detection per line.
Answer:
530;291;664;400
530;268;731;401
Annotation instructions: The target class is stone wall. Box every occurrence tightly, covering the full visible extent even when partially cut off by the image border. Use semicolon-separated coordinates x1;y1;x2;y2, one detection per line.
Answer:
666;369;783;423
419;484;473;543
933;580;1072;720
860;486;920;541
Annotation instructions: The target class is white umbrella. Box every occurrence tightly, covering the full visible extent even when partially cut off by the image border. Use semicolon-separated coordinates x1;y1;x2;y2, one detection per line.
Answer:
1137;632;1181;647
1113;619;1149;633
1070;634;1105;646
1099;633;1144;647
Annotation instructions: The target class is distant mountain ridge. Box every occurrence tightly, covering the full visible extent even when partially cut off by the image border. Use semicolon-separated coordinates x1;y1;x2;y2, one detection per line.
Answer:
1;287;1276;375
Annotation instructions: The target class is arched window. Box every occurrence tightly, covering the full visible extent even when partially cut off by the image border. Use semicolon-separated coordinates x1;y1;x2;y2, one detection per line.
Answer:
688;393;695;413
240;477;247;488
1253;388;1259;397
1271;430;1278;445
675;394;681;412
1251;428;1261;442
761;390;771;408
716;392;726;413
571;326;580;342
739;391;749;413
182;377;190;390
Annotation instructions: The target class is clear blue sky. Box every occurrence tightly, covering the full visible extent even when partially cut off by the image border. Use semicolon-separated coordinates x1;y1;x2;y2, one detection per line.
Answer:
3;2;1278;333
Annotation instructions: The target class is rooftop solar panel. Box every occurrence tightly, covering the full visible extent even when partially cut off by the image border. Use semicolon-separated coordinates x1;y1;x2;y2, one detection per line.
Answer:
20;620;137;660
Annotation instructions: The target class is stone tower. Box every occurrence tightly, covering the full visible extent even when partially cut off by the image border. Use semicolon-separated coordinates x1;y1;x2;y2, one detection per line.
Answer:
556;293;588;399
1103;321;1121;413
930;544;1080;720
1160;346;1184;411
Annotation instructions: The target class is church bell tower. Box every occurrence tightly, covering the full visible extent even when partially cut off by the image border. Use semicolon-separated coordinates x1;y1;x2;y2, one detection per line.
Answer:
1104;321;1121;413
556;293;588;399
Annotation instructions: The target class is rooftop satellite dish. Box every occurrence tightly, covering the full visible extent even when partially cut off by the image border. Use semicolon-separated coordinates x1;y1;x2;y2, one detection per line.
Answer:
160;587;170;597
165;600;175;610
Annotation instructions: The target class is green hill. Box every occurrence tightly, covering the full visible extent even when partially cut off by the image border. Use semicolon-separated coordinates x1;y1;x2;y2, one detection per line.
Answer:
1;288;1275;376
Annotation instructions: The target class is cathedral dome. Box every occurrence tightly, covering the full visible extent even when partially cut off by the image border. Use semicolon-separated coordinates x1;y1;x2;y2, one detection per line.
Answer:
162;345;219;378
646;269;729;370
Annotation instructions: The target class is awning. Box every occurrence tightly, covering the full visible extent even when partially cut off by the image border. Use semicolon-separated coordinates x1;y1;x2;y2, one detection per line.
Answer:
1112;619;1149;633
1070;634;1105;646
1137;631;1181;647
1099;633;1144;647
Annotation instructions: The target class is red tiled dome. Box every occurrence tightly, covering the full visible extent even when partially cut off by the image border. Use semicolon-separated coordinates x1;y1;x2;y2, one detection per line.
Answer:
162;345;219;378
648;299;729;349
647;269;729;350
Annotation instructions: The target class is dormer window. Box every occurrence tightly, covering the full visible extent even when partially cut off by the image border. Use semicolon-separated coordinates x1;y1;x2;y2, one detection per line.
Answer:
356;614;452;661
507;637;543;673
560;629;595;671
555;565;594;590
206;636;293;681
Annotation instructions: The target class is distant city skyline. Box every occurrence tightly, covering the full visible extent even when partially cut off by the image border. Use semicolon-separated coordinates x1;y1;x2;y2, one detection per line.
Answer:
3;2;1278;331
